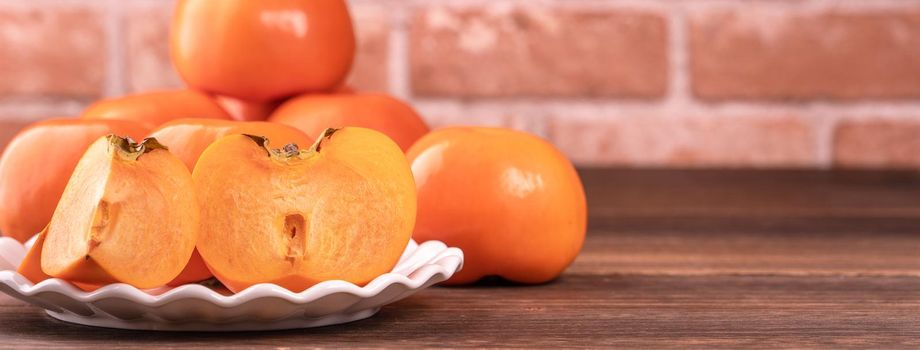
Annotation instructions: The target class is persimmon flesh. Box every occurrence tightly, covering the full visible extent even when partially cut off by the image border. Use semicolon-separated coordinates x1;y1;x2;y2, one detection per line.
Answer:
148;118;312;285
41;136;199;289
17;229;101;291
193;128;416;292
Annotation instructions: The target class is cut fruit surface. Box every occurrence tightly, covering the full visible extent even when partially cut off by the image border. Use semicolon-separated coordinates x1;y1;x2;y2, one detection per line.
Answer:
193;128;416;292
41;135;199;289
150;119;312;286
17;230;100;291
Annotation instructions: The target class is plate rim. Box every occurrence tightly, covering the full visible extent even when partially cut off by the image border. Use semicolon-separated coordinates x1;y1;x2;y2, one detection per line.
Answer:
0;236;464;307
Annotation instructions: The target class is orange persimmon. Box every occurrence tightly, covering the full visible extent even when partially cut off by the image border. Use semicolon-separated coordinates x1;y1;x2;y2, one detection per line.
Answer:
407;127;586;284
148;118;312;286
171;0;355;102
193;128;416;292
41;135;199;289
0;119;150;242
269;93;430;152
81;90;232;129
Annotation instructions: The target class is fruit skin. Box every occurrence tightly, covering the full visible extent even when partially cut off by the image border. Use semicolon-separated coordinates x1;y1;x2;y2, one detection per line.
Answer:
41;136;199;289
214;95;282;122
407;127;586;285
149;118;313;170
81;90;232;128
0;119;150;242
148;118;312;286
17;229;51;285
165;249;210;287
269;93;430;152
171;0;355;102
193;128;415;292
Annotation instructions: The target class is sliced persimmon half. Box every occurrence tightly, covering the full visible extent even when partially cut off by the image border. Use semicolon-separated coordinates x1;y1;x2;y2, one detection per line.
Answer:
193;128;416;293
148;118;312;286
41;135;199;289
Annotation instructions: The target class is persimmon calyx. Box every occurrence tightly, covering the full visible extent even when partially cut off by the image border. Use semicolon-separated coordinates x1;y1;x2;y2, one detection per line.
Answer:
106;134;169;161
244;128;339;161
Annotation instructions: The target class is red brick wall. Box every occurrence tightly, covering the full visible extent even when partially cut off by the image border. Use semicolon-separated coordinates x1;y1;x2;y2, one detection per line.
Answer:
1;0;919;168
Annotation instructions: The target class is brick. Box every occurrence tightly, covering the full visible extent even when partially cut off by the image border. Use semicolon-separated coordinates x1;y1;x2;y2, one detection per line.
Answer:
124;1;183;93
414;107;509;130
550;115;818;167
347;4;390;93
412;100;549;137
0;5;106;98
410;6;668;98
833;119;920;168
690;8;920;100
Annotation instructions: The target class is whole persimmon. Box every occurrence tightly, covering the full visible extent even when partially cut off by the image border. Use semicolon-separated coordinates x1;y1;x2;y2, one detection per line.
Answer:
193;128;416;292
0;119;150;242
81;90;232;128
148;118;312;286
407;127;586;284
171;0;355;102
269;93;429;151
42;136;199;289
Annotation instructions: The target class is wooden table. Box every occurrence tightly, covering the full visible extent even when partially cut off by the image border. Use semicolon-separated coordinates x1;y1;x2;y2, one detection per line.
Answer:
2;169;920;348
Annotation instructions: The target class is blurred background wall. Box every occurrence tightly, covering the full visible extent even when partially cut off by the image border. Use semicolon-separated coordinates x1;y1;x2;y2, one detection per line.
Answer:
0;0;918;168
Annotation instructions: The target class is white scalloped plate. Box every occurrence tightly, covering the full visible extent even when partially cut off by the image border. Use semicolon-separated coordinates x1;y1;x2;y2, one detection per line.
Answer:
0;236;463;331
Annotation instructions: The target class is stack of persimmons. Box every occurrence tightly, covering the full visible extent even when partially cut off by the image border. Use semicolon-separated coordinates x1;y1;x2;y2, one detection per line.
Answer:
0;0;586;293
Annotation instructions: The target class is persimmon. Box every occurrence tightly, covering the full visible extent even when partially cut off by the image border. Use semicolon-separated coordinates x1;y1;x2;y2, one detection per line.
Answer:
269;93;430;152
17;229;100;292
407;127;586;284
41;135;199;289
149;118;313;170
0;119;150;242
148;118;312;285
193;128;416;292
171;0;356;102
214;95;282;122
81;90;232;128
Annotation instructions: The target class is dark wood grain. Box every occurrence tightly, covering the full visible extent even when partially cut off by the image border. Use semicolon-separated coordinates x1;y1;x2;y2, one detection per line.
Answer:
3;169;920;348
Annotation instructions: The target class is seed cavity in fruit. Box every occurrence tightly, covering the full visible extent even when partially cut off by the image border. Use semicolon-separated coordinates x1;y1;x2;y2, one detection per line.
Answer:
283;213;307;264
86;200;114;254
